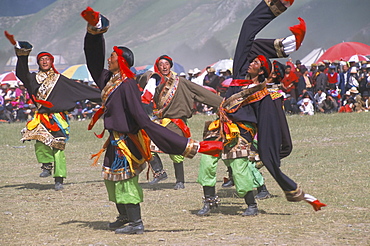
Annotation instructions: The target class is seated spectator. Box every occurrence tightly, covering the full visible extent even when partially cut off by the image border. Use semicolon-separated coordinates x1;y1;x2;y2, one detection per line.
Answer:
317;95;338;113
82;101;94;119
354;90;370;112
339;97;355;113
284;94;299;115
299;98;315;115
314;88;326;110
297;89;314;106
4;96;15;122
0;104;12;122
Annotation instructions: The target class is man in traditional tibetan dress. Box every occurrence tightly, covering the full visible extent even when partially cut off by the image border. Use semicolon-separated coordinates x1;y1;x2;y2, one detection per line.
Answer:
5;31;101;191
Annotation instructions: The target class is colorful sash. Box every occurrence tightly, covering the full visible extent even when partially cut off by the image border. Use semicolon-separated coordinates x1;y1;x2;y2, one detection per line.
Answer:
153;74;179;118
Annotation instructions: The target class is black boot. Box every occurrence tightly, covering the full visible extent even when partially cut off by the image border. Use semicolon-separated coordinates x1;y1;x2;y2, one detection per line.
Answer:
255;184;272;200
242;191;258;216
108;203;129;229
54;177;64;191
115;204;144;234
40;163;52;177
148;154;168;185
173;162;185;190
197;186;220;216
222;166;234;188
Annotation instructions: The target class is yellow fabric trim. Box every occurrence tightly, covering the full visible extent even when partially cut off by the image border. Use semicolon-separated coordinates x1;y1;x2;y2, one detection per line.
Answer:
113;131;146;176
160;118;172;127
208;119;220;131
27;112;41;130
54;113;69;131
208;119;240;145
224;122;240;143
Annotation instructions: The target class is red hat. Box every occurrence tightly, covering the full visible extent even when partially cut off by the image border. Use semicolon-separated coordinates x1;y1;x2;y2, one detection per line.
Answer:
256;55;272;78
154;55;173;74
37;52;59;74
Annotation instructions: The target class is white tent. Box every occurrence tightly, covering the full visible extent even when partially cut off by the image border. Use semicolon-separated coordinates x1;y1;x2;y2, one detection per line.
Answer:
300;48;326;68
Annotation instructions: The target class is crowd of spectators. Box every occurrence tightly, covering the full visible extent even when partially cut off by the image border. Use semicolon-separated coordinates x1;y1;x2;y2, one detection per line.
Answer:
278;58;370;115
2;57;370;123
0;79;102;123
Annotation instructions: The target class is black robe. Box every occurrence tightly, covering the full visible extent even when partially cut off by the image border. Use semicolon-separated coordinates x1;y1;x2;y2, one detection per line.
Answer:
84;32;192;168
16;56;101;114
226;0;297;191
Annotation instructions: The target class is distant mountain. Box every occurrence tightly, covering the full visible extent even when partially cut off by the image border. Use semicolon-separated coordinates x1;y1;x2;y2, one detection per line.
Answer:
0;0;57;16
1;0;370;73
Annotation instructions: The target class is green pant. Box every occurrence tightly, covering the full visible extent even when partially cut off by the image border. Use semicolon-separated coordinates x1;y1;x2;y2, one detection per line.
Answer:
169;154;184;163
35;141;66;178
197;154;264;197
105;175;143;204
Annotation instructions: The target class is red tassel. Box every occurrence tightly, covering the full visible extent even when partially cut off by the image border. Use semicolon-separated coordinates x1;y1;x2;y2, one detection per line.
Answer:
81;6;100;26
307;200;327;211
289;17;306;50
198;141;223;157
32;95;54;108
94;129;105;139
4;31;16;45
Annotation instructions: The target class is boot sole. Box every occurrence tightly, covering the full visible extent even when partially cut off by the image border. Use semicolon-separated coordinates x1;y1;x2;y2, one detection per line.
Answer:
148;176;168;185
255;194;272;200
115;229;144;234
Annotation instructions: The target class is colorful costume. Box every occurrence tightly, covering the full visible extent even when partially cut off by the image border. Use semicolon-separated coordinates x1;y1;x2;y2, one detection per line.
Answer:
142;56;223;189
198;0;325;216
82;9;221;234
12;37;101;190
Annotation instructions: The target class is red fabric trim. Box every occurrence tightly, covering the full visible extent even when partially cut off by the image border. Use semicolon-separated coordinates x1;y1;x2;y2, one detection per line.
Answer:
289;17;306;50
229;79;254;86
40;114;60;132
257;55;271;77
198;141;223;157
307;200;327;211
141;90;153;104
4;31;16;45
88;106;104;130
81;6;100;26
94;129;105;139
127;129;152;161
113;46;135;79
32;95;54;108
170;119;191;138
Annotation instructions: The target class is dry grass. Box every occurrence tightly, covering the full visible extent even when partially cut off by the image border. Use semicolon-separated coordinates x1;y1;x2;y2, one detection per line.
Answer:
0;113;369;245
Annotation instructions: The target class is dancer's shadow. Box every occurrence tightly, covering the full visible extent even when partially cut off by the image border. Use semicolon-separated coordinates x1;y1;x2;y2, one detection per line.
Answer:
140;181;199;190
0;180;103;191
0;183;55;190
60;220;109;231
60;220;202;233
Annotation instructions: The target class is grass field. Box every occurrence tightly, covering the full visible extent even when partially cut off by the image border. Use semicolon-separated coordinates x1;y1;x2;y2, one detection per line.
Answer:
0;113;369;246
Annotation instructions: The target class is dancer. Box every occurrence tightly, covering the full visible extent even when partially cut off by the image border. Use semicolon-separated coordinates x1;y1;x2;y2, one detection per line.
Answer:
5;31;101;191
197;0;326;216
81;7;222;234
141;55;223;189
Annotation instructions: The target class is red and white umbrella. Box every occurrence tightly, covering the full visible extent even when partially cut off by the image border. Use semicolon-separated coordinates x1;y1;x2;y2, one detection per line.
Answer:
348;54;369;63
0;71;21;86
